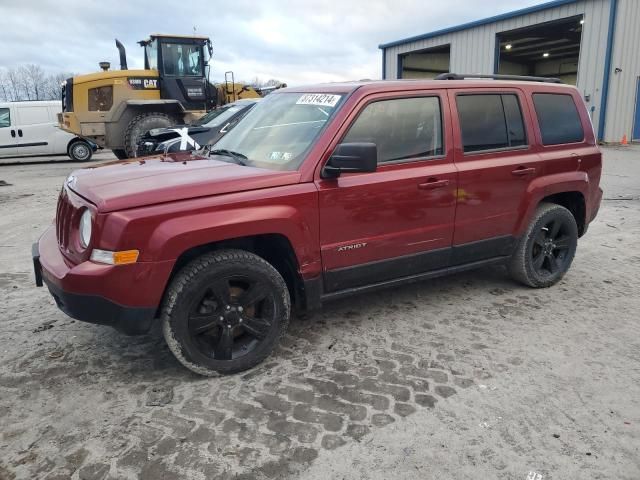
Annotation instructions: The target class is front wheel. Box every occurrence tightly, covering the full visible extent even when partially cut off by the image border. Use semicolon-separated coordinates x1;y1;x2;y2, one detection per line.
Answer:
124;112;175;158
509;203;578;288
111;149;128;160
162;250;291;376
68;140;93;162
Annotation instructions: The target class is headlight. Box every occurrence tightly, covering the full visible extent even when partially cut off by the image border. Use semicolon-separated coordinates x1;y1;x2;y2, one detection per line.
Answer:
79;209;92;248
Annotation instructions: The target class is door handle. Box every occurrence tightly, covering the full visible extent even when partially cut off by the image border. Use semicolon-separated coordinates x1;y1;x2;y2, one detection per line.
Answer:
511;167;536;176
18;129;23;137
10;129;15;138
418;178;450;190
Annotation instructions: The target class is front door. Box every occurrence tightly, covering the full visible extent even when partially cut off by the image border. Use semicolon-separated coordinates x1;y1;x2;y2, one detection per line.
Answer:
633;77;640;141
448;89;543;263
316;92;457;292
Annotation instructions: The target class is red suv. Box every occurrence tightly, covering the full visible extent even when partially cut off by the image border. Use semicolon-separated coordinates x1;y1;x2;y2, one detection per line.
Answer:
33;74;603;376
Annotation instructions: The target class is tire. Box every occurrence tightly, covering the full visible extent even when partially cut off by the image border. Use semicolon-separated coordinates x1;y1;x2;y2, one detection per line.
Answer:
123;112;175;158
68;140;93;162
162;249;291;376
112;149;128;160
509;202;578;288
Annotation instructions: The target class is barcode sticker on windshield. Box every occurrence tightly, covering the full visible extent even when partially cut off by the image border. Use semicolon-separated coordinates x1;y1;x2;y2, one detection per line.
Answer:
296;94;341;107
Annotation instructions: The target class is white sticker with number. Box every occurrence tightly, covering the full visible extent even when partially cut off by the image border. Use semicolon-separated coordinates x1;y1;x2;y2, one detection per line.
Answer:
296;94;341;107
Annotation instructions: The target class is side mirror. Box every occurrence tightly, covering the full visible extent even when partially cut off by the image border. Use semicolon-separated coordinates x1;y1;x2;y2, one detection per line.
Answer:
322;142;377;178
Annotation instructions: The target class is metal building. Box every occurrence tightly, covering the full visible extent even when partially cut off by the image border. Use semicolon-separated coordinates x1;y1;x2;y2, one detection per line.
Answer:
379;0;640;143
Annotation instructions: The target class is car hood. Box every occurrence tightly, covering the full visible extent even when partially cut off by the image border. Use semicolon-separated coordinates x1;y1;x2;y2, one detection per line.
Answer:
68;153;302;212
142;125;211;141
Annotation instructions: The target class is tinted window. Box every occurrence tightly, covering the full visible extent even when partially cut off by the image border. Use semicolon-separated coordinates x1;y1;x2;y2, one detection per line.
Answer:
0;108;10;128
342;97;443;163
502;95;526;148
533;93;584;145
456;94;527;153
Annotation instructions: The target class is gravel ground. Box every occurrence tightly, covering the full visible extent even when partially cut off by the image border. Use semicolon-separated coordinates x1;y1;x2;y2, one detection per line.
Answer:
0;147;639;480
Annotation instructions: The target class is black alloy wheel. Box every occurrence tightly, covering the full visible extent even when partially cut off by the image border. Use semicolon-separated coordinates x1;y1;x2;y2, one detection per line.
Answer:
530;218;573;277
186;274;277;361
163;250;290;376
509;202;578;288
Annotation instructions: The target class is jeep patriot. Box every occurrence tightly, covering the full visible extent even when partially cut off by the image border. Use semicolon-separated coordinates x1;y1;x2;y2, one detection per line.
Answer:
33;75;603;375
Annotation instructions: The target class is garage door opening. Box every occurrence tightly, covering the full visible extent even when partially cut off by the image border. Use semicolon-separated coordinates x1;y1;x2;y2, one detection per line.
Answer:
398;45;450;79
496;16;583;85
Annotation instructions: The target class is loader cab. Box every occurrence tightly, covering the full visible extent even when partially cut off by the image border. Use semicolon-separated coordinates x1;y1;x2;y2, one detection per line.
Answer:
139;34;212;110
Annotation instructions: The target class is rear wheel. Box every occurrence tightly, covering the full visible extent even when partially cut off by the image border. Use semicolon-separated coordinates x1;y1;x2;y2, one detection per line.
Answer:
123;112;175;158
111;149;128;160
162;250;290;376
509;203;578;288
68;140;93;162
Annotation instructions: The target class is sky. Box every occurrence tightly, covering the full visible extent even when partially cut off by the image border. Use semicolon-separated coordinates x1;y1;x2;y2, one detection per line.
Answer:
0;0;547;85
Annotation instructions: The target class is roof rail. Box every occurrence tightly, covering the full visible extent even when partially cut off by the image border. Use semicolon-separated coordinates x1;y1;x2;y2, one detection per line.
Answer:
434;73;564;84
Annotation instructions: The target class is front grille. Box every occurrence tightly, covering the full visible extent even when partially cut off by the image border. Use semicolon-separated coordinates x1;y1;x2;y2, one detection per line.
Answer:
56;188;73;249
55;186;92;264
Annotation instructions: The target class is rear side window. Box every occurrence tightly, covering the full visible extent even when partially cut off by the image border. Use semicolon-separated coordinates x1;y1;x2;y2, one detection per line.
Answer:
456;94;527;153
342;96;443;163
0;108;10;128
533;93;584;145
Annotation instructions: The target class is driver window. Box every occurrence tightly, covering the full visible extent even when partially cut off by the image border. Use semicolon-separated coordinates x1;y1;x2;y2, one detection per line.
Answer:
0;108;10;128
162;43;203;77
342;97;443;163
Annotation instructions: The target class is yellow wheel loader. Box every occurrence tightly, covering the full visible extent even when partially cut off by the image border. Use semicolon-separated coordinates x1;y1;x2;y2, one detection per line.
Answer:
59;34;274;159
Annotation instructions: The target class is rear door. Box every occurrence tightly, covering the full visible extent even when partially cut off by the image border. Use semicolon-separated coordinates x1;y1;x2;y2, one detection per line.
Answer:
316;91;458;292
448;88;543;263
0;105;18;158
15;104;52;156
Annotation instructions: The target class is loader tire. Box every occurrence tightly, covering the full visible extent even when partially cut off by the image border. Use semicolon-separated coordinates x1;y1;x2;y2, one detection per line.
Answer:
123;112;175;158
111;149;128;160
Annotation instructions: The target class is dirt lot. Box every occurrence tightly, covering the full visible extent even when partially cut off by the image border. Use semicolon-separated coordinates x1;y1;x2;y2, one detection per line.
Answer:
1;147;639;480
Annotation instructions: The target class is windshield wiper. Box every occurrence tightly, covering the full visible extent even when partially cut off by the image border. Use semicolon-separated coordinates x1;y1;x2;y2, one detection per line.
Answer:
208;148;248;166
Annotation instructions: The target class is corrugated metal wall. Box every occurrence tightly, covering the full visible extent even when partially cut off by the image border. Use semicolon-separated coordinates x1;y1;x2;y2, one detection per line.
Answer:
382;0;626;141
605;0;640;142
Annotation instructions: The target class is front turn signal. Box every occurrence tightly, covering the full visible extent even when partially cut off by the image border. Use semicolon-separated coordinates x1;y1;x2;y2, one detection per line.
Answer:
90;249;139;265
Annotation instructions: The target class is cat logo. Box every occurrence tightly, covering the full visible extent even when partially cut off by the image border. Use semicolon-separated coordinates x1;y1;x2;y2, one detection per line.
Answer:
337;242;368;252
127;77;159;90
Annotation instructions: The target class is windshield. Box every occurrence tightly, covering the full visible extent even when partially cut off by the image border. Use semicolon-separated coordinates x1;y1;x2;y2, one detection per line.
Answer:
211;92;344;171
195;103;253;127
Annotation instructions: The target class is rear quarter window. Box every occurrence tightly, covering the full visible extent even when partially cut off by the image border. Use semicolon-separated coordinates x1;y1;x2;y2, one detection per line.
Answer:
533;93;584;145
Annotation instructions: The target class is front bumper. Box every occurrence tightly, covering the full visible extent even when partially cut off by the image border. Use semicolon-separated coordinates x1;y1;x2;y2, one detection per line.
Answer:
32;228;171;335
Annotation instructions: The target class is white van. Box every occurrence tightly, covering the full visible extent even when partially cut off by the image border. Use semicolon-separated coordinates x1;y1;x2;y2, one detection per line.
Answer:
0;101;97;162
